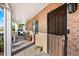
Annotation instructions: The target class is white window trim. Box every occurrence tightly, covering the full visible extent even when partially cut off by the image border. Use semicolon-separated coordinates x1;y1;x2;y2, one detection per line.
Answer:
4;4;12;56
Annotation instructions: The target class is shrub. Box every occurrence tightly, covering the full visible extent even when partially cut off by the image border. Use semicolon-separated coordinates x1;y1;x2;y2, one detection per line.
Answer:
0;40;4;52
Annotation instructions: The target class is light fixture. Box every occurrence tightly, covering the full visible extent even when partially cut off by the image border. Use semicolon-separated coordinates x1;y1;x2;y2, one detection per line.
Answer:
68;3;77;13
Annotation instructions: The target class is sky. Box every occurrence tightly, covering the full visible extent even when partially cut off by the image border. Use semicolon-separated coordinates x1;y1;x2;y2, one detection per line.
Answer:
0;8;4;28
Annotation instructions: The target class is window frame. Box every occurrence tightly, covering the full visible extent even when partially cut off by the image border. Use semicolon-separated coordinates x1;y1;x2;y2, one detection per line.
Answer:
32;20;38;34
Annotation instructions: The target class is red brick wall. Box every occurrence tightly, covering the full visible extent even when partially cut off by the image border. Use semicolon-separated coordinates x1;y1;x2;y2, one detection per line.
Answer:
26;20;33;31
27;3;63;33
67;4;79;56
26;3;63;53
26;3;79;55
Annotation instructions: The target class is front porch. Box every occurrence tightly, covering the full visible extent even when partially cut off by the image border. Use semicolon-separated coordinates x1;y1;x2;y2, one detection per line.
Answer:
13;44;48;56
0;3;79;56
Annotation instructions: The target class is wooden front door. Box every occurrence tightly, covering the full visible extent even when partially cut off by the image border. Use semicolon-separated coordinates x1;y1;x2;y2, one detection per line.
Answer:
47;4;67;56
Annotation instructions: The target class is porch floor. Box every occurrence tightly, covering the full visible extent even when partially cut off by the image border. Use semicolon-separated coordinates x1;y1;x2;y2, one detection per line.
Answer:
13;44;49;56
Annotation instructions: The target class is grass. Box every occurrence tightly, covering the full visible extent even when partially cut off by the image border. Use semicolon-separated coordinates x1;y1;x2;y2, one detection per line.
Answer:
0;28;3;31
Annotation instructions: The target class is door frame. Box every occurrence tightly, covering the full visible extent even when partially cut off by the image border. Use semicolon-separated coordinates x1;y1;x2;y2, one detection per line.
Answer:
47;4;67;56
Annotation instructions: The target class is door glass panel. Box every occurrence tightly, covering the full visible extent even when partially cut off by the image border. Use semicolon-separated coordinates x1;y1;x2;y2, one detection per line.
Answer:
0;7;4;56
11;20;32;55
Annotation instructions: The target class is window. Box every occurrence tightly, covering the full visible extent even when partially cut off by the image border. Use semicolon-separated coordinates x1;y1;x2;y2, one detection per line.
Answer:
0;7;4;56
32;20;38;34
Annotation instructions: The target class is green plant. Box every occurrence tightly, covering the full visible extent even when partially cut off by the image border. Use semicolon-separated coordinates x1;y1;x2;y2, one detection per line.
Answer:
18;24;24;29
0;40;4;52
0;28;3;31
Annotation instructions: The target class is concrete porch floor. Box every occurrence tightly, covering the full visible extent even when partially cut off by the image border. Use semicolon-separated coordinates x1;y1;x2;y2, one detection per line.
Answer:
13;44;49;56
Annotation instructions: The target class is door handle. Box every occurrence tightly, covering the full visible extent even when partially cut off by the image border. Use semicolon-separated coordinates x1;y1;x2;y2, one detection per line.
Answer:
62;35;65;41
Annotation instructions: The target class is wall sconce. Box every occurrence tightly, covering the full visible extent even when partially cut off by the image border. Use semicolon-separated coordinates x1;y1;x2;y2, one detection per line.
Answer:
68;3;77;13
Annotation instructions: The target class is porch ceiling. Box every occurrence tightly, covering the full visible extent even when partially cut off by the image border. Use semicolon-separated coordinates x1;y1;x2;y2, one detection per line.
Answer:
9;3;49;24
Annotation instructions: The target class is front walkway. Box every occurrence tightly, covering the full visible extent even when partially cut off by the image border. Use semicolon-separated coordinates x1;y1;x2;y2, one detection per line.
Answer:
13;44;49;56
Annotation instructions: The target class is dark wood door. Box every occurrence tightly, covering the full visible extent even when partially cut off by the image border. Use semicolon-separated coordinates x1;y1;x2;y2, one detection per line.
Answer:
47;4;67;56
